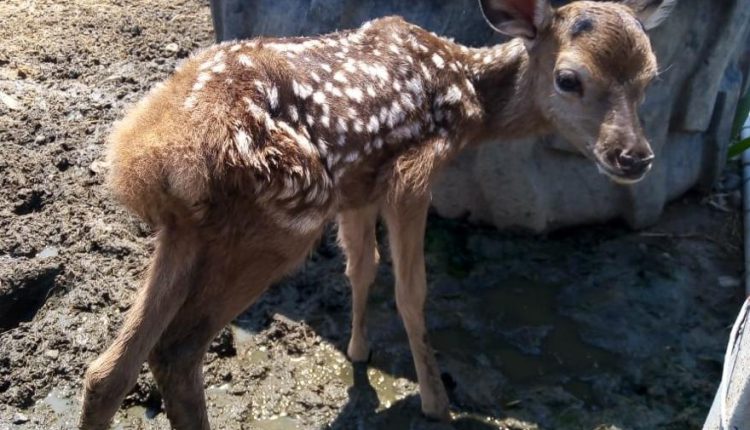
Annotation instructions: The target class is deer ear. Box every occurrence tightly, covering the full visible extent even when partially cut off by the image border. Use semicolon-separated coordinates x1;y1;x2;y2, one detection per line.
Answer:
621;0;677;30
478;0;553;39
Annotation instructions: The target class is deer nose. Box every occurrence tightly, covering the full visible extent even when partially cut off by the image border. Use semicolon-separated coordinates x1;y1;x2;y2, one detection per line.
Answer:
612;149;654;177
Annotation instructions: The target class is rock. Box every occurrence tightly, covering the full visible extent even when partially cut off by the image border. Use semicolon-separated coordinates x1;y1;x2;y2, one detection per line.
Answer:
210;0;750;232
88;159;108;174
37;246;59;259
44;349;59;359
164;42;179;53
12;412;29;424
0;91;21;110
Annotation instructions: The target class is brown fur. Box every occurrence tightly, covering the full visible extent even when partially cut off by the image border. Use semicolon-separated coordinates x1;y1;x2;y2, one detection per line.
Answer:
81;1;672;427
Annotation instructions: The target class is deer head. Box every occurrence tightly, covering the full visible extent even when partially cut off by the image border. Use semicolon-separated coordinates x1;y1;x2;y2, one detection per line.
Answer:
479;0;675;184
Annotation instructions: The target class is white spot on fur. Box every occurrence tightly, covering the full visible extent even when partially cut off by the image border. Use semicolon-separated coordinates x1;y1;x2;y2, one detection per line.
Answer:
367;115;380;133
387;101;404;128
316;138;329;157
237;54;254;67
389;122;422;141
437;85;463;105
234;129;253;156
325;82;344;98
379;106;389;123
265;42;307;54
313;91;327;105
400;93;415;111
345;87;364;103
211;62;226;73
343;61;357;74
244;97;265;118
293;81;314;99
333;71;348;84
288;105;299;122
420;63;432;79
405;77;423;94
336;118;348;134
431;53;445;69
267;85;279;110
353;119;364;133
184;95;197;109
192;72;212;91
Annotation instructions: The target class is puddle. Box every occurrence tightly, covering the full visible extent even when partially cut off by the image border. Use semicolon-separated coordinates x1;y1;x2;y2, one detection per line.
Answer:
433;278;619;403
251;416;302;429
43;387;74;415
232;324;409;412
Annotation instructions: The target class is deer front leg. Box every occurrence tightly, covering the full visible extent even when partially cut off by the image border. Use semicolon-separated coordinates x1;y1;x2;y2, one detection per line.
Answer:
338;205;380;362
383;194;450;421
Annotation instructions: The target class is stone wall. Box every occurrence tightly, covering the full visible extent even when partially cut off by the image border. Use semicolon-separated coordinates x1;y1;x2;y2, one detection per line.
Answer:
211;0;750;231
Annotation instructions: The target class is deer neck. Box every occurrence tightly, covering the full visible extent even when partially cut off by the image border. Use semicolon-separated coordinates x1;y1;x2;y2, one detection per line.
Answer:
463;39;552;142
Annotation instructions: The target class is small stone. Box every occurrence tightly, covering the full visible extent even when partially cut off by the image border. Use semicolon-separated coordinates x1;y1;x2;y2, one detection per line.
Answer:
12;413;29;424
89;160;108;174
164;42;179;53
45;349;60;359
34;134;47;144
718;276;741;288
0;91;21;110
38;246;59;259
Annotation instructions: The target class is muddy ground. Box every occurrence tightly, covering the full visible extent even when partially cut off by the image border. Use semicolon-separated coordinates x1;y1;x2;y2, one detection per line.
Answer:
0;0;745;429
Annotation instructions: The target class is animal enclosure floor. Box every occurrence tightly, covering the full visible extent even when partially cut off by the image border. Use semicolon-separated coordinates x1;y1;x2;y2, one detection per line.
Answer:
0;0;744;429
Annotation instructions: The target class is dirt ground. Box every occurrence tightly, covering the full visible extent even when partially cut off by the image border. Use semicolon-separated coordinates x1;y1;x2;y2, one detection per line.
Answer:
0;0;745;429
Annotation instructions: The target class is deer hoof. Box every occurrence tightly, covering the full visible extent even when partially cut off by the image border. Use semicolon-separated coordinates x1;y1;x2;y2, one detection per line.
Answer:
420;385;451;422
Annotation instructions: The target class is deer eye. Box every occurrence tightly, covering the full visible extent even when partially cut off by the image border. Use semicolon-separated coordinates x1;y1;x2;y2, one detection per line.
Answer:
555;69;582;95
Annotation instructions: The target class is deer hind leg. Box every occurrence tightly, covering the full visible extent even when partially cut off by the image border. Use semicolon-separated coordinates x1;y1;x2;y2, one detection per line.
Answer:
80;227;200;430
338;204;380;362
147;223;323;429
383;194;450;421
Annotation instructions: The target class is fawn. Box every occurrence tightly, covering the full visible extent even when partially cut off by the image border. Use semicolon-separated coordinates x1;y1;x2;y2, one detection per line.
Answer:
80;0;674;427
